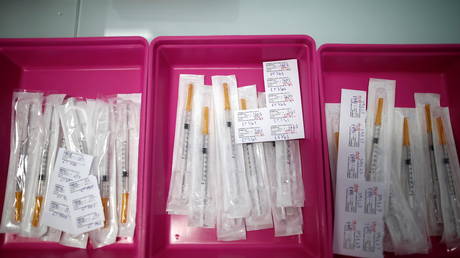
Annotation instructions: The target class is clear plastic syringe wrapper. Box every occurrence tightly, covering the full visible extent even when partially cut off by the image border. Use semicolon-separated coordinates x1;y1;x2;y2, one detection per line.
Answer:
396;108;431;241
274;140;304;208
188;85;217;228
116;93;141;238
1;91;43;234
58;98;96;249
217;210;246;241
431;107;460;248
41;109;67;242
385;109;430;255
167;74;204;215
212;75;251;218
258;92;303;236
21;94;65;238
89;99;118;248
216;138;246;241
238;85;273;231
414;93;443;236
365;78;395;186
265;141;303;236
325;103;340;194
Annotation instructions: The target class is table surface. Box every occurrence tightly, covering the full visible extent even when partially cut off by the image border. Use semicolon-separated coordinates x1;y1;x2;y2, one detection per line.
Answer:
1;0;460;46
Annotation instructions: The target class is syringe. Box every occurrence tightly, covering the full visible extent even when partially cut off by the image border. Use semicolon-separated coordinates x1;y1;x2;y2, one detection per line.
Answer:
32;107;54;227
223;83;241;199
179;84;194;199
121;103;130;224
100;160;110;227
425;104;443;224
277;140;295;208
98;107;111;228
240;98;262;216
14;103;32;223
436;117;460;236
200;106;210;226
366;98;384;182
402;118;416;209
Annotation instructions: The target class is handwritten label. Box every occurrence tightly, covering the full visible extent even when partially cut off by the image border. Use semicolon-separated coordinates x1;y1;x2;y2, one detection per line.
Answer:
333;90;384;258
42;148;103;235
66;175;104;235
234;59;305;143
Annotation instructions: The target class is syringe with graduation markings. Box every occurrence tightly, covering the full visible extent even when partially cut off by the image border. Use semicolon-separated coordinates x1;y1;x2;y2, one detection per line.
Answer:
14;103;32;223
401;117;416;209
425;104;443;225
436;116;460;237
199;106;210;225
120;102;130;224
94;103;111;227
223;83;242;203
240;98;263;216
32;106;54;227
179;84;194;200
366;98;383;182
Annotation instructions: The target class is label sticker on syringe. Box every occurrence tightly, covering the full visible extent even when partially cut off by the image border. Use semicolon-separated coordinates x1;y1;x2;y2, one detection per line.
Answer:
42;148;94;234
361;220;383;255
237;127;265;143
267;92;295;107
336;90;367;181
348;123;363;147
67;175;104;235
266;77;293;90
345;184;361;213
263;59;305;140
347;151;364;179
363;185;384;215
269;108;296;123
342;219;361;250
237;109;264;125
336;181;384;216
234;108;271;143
334;216;384;258
349;95;366;118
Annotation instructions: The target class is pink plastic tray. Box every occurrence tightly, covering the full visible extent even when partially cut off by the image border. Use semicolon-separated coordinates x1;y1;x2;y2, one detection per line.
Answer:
0;37;149;258
146;35;332;258
318;44;460;257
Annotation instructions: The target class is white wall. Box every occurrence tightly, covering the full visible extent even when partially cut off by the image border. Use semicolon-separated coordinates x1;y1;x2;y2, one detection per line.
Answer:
1;0;460;46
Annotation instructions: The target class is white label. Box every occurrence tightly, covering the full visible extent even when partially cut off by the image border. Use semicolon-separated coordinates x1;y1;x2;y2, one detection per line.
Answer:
42;149;103;235
334;216;384;257
66;175;104;235
333;90;384;258
234;59;305;143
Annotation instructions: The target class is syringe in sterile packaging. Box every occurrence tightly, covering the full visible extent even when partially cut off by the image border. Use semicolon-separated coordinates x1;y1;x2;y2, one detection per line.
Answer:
100;156;110;227
120;103;130;224
366;98;383;182
436;116;460;236
275;140;304;209
31;107;54;227
401;118;416;209
94;103;111;228
425;104;443;225
223;83;242;202
179;84;194;199
240;98;263;216
199;106;210;225
14;104;32;223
